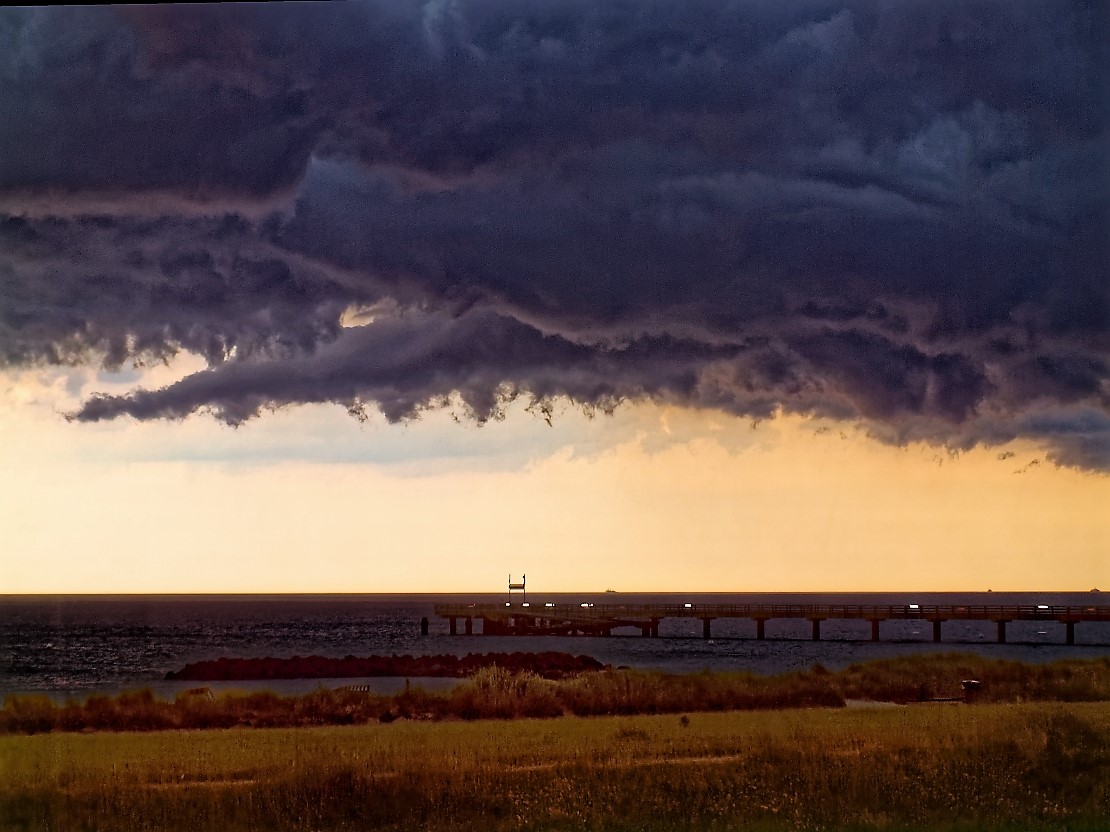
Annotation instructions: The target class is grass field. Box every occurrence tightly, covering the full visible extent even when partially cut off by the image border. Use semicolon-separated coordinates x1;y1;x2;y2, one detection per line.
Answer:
3;702;1108;831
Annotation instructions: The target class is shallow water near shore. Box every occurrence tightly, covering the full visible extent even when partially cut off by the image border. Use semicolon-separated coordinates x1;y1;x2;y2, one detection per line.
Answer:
3;592;1107;699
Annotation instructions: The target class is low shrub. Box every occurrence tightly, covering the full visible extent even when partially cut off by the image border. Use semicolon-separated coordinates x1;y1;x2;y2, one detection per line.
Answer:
3;654;1107;734
447;667;562;719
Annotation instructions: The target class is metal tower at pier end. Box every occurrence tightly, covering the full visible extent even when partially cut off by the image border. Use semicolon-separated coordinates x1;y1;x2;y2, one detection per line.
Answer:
508;574;526;604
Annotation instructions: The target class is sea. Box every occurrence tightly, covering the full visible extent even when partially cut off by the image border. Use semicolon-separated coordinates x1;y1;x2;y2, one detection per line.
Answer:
2;592;1107;701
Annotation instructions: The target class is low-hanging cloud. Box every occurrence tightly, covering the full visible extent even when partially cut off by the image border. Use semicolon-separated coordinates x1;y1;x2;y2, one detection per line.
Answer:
0;1;1105;469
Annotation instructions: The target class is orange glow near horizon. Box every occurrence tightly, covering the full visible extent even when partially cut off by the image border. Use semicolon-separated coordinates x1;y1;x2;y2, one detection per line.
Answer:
2;384;1106;594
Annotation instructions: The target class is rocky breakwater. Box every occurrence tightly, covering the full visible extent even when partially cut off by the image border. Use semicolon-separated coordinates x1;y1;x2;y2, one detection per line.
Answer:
166;651;606;682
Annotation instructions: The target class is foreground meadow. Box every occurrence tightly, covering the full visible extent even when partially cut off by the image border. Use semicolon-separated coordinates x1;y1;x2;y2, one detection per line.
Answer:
3;701;1108;832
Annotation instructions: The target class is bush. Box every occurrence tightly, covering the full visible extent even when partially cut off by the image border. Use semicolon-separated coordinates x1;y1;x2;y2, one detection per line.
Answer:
2;655;1106;734
0;695;56;734
448;667;562;719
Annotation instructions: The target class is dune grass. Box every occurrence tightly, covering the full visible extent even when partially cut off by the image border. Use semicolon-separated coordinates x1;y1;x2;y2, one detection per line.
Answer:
2;702;1108;831
833;653;1110;703
3;654;1108;735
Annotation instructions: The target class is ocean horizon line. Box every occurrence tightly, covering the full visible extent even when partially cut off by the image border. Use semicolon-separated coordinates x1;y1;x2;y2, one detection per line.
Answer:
1;589;1102;598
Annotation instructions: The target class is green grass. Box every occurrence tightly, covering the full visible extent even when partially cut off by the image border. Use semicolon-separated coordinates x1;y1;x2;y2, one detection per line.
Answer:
2;702;1108;831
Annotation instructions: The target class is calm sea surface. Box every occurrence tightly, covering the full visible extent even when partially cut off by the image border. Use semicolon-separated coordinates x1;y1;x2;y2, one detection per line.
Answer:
2;593;1107;700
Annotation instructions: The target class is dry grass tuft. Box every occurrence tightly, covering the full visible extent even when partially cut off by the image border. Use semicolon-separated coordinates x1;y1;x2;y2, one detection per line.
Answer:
2;654;1108;735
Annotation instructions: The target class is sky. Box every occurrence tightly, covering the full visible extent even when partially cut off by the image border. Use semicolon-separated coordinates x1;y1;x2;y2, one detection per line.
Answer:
0;1;1106;593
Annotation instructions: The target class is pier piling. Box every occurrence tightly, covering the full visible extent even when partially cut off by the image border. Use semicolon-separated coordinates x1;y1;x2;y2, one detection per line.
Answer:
432;602;1110;644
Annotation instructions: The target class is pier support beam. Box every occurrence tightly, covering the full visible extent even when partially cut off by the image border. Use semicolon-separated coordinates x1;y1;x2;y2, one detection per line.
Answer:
420;617;429;636
433;602;1110;646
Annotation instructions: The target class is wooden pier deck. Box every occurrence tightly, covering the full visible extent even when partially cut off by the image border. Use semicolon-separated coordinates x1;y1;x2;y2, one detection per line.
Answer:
434;602;1110;644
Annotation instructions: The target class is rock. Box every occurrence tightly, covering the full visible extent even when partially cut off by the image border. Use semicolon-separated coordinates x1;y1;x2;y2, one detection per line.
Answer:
166;651;605;681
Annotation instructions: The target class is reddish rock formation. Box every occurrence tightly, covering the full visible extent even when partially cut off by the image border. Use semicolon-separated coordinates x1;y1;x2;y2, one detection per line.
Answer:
166;651;605;681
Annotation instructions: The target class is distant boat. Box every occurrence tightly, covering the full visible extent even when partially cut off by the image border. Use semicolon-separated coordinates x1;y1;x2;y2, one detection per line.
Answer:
1093;588;1101;593
604;589;618;594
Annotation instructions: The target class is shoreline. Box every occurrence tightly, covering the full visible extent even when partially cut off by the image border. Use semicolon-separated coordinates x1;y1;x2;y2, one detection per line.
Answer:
4;653;1108;735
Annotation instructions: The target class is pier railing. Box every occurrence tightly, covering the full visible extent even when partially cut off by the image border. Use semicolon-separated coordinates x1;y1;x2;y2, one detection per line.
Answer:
433;602;1110;643
435;603;1110;621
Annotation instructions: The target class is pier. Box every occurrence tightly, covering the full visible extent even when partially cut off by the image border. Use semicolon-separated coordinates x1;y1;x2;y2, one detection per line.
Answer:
434;602;1110;644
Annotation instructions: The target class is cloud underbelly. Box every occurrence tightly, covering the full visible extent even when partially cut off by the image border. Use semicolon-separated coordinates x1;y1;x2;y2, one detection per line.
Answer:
0;1;1103;470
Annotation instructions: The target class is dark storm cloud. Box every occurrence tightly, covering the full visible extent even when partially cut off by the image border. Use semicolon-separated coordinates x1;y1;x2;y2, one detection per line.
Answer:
74;309;745;425
0;212;360;368
0;2;1105;469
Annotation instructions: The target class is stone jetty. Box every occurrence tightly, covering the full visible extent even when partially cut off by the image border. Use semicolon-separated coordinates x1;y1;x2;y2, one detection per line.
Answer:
166;651;605;681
